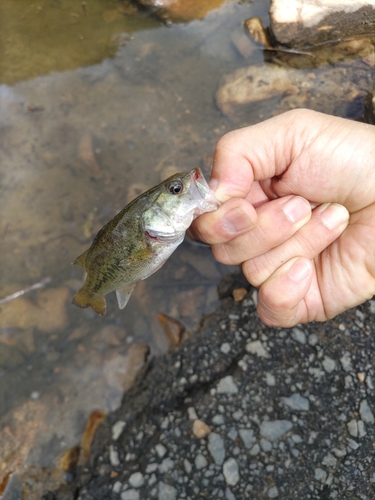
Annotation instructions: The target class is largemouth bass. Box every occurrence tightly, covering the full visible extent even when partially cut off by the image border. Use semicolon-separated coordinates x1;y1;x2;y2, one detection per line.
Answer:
72;168;219;316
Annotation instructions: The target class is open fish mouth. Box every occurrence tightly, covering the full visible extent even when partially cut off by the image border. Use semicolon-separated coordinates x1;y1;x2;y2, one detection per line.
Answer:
190;168;220;214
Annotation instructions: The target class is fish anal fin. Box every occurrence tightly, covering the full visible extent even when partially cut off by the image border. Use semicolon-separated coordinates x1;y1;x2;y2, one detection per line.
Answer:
72;288;107;316
73;250;88;268
116;282;136;310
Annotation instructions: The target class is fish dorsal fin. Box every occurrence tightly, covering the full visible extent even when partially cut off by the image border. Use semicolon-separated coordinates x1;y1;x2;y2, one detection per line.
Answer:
116;282;136;309
73;250;88;268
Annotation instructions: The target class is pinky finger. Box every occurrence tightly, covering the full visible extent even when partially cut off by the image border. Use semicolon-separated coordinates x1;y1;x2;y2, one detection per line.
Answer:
255;257;317;328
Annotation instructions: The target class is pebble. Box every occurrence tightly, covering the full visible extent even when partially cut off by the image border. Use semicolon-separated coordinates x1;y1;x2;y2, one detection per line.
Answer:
208;432;226;465
193;419;211;438
322;356;336;373
155;443;167;458
260;438;272;452
195;453;208;470
112;421;126;440
212;414;225;425
109;445;120;466
128;472;144;488
239;429;254;449
268;486;279;498
292;327;306;344
159;458;174;473
281;393;310;411
223;458;240;486
187;407;198;420
113;481;122;493
217;376;238;394
184;459;192;474
265;372;276;386
359;399;374;424
260;420;293;442
158;482;177;500
347;419;358;437
314;467;327;482
220;342;231;354
322;453;337;468
245;340;269;358
121;490;139;500
308;333;319;346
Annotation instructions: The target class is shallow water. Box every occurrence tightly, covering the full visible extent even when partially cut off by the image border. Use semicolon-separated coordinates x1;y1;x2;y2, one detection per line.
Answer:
0;0;373;496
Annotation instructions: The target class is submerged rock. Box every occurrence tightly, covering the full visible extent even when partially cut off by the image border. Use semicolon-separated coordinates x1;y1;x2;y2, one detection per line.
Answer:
216;63;368;123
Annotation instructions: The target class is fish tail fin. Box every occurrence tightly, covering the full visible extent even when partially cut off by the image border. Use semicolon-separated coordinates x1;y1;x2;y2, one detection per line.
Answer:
72;288;107;316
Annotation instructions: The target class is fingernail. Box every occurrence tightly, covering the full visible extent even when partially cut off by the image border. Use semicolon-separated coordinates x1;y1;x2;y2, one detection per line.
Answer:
319;203;349;230
283;196;311;223
287;258;312;282
222;207;253;234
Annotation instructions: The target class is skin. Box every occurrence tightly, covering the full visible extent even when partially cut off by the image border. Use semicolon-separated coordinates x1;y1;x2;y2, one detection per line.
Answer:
192;108;375;327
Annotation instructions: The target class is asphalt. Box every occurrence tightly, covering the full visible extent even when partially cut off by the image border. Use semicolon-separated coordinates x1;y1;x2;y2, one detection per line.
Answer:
45;272;375;500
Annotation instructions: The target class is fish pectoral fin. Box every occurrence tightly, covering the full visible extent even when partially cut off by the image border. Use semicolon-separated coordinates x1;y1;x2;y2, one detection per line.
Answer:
116;282;136;309
119;247;155;268
73;250;88;268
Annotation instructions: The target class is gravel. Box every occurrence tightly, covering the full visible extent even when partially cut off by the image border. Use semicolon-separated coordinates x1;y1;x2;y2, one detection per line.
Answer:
45;272;375;500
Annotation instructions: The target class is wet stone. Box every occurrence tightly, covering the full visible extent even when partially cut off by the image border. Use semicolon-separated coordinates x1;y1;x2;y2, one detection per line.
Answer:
322;356;336;373
245;340;269;358
195;453;208;470
281;393;310;411
239;429;254;449
268;486;279;498
158;482;177;500
112;420;126;440
121;490;140;500
314;467;328;483
217;376;238;394
292;327;306;344
223;458;240;486
208;432;226;465
260;420;293;442
128;472;144;488
359;399;374;424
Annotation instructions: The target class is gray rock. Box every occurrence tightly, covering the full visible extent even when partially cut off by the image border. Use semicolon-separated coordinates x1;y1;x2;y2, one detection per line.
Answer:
268;486;279;498
245;340;269;358
208;432;226;465
281;393;310;411
158;482;177;500
217;376;238;394
359;399;374;424
195;453;208;470
239;429;254;449
128;472;144;488
292;327;306;344
260;420;293;442
121;490;140;500
223;458;240;486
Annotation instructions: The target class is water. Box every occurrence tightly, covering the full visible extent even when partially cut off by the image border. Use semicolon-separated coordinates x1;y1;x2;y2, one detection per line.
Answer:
0;0;373;496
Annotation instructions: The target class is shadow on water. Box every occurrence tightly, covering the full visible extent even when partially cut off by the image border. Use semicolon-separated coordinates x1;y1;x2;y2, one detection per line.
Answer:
0;0;374;496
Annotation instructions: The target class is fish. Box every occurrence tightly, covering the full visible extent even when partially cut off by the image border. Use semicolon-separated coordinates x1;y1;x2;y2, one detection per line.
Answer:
72;167;219;316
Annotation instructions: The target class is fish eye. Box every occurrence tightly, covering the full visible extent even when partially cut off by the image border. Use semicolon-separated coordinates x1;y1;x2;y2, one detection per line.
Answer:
168;180;183;195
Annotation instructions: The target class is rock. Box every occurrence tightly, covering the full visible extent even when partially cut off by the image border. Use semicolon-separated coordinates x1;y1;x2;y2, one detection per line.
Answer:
136;0;226;22
260;420;293;442
216;375;239;394
207;432;226;465
216;63;367;123
270;0;375;48
359;399;375;424
244;17;272;47
192;419;211;439
223;458;240;486
281;393;310;411
0;287;70;332
232;288;248;302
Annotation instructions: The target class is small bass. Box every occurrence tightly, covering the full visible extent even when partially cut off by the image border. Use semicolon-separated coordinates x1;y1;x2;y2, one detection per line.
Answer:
72;168;219;315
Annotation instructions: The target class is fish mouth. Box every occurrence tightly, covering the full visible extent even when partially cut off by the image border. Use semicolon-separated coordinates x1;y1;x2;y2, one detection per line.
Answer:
190;168;220;212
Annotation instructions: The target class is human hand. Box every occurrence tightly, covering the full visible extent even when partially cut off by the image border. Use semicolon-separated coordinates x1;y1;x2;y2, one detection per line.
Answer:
192;109;375;327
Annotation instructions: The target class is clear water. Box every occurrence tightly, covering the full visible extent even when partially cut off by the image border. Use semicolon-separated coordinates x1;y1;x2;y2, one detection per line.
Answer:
0;0;373;496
